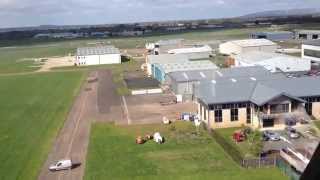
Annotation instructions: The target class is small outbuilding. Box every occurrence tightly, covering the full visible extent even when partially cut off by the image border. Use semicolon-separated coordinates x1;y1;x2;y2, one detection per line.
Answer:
219;39;277;55
76;46;121;66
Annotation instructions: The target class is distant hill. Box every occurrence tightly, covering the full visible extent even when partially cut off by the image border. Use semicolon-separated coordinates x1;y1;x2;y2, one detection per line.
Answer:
240;8;320;19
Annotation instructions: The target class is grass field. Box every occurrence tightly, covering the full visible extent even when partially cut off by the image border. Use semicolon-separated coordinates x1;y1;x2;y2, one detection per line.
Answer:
85;122;286;180
0;71;85;180
215;128;260;158
0;27;269;74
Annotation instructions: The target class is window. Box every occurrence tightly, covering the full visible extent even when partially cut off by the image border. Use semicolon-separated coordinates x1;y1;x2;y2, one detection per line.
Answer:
270;104;289;114
312;34;319;39
204;109;207;120
299;34;307;39
246;107;251;124
231;108;238;121
214;109;222;123
305;102;312;115
304;49;320;58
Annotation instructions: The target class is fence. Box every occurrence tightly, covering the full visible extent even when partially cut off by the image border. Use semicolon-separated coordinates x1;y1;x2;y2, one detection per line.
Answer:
210;129;277;168
276;158;301;180
131;88;163;95
242;156;277;168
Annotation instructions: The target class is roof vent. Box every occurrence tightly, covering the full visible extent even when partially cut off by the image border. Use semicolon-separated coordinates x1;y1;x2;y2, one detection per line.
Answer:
211;80;216;84
200;72;206;78
216;71;223;77
250;77;257;81
231;78;237;82
183;72;189;80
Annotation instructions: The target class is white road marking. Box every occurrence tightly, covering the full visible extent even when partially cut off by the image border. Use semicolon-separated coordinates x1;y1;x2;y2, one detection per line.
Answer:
121;96;131;125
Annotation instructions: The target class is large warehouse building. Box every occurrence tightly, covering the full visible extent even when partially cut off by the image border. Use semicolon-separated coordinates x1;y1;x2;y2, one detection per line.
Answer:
145;52;212;76
76;46;121;66
302;40;320;64
166;66;284;101
197;75;320;129
250;31;293;41
219;39;278;55
233;51;311;72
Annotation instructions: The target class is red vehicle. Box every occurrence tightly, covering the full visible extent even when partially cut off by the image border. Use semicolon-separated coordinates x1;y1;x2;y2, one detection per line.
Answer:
233;131;245;142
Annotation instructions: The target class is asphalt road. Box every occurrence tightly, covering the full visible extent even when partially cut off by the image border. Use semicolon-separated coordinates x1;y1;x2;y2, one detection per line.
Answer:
38;70;122;180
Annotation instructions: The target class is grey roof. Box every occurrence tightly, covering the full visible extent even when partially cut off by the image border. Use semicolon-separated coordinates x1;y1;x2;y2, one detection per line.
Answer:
251;31;293;35
228;39;276;47
295;30;320;34
154;60;218;74
197;76;320;106
147;52;211;64
303;40;320;47
76;46;120;56
168;66;279;83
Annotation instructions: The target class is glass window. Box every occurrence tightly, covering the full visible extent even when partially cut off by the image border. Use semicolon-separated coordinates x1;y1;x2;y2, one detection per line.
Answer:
304;49;320;58
246;107;251;124
231;108;238;121
214;109;222;123
270;104;289;114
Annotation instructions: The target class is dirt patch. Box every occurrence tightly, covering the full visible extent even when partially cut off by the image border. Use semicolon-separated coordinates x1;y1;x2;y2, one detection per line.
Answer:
37;56;75;72
121;94;196;125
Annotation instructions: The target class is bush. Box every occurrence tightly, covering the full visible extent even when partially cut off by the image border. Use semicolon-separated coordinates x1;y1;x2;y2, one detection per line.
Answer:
210;130;243;164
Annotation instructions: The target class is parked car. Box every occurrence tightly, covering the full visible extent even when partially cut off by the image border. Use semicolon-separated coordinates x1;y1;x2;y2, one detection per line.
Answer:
49;159;81;171
285;127;300;139
263;131;280;141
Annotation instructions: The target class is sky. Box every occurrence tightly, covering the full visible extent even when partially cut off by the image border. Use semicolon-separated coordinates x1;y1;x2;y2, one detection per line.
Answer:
0;0;320;28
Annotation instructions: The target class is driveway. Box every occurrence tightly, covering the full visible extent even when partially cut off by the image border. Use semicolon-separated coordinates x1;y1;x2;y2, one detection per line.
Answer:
38;69;122;180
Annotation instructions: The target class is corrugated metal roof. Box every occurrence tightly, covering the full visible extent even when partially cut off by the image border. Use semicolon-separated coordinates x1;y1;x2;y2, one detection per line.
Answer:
234;51;306;63
155;60;218;74
252;31;293;35
230;39;276;47
197;76;320;106
168;66;277;83
77;46;120;56
303;40;320;46
296;30;320;34
147;52;211;64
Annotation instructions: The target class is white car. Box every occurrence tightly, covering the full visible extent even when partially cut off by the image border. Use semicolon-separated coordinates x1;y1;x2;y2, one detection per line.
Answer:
49;159;73;171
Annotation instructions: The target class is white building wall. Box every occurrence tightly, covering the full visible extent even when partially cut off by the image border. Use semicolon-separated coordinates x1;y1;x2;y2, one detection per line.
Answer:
84;55;100;65
99;54;121;64
219;42;240;55
302;44;320;63
76;54;121;66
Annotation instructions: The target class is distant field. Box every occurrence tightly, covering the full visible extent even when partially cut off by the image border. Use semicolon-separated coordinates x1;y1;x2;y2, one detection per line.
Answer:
0;27;269;74
85;122;287;180
0;71;85;180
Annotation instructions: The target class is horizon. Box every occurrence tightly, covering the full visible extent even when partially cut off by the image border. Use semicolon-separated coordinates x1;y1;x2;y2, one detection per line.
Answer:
0;0;320;29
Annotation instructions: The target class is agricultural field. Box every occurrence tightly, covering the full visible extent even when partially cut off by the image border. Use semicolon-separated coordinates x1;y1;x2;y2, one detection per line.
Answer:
0;71;85;180
85;122;286;180
0;27;269;74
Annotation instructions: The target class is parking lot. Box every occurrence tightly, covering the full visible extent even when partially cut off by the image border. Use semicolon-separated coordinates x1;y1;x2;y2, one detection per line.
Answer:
263;124;320;154
118;93;196;125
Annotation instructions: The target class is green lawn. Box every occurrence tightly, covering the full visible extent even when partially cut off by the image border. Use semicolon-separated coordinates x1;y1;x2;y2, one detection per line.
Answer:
0;71;85;180
0;27;270;74
215;128;259;158
85;122;286;180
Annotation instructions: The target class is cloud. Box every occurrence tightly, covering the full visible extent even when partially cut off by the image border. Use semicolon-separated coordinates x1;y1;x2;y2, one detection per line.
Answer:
0;0;319;28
